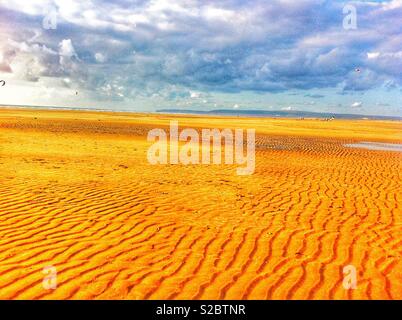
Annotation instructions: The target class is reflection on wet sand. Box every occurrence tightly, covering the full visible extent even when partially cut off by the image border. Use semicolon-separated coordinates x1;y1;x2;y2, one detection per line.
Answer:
344;142;402;152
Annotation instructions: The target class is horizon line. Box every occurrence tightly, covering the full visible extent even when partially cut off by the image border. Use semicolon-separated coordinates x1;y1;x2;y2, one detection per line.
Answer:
0;103;401;121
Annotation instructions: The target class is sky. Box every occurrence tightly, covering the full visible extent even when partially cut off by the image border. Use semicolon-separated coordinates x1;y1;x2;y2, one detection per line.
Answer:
0;0;401;116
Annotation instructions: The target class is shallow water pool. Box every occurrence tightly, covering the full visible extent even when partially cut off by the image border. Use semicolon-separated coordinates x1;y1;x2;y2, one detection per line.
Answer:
344;142;402;152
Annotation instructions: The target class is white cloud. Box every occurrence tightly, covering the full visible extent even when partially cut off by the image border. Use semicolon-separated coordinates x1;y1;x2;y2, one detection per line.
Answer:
59;39;77;58
351;102;363;108
94;52;106;63
381;0;402;10
58;39;80;71
1;0;401;116
367;52;380;59
190;91;201;99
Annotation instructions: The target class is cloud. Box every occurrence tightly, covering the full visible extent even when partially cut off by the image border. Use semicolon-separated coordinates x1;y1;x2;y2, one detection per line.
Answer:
0;0;401;115
58;39;78;68
0;50;15;73
190;91;201;99
367;52;380;59
351;102;363;108
94;52;107;63
59;39;77;58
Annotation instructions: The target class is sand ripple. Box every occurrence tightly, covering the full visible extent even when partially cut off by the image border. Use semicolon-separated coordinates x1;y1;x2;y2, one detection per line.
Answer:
0;109;401;300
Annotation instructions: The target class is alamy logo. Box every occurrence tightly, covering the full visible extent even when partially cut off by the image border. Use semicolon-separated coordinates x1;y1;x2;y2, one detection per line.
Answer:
42;265;57;290
147;121;255;175
343;4;357;30
343;265;357;290
43;7;58;30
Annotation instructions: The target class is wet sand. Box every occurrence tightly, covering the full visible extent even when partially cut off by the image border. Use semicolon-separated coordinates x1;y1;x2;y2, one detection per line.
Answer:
344;142;402;152
0;108;401;300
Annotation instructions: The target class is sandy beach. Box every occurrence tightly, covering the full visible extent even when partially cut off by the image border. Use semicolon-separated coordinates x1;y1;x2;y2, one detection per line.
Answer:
0;108;401;300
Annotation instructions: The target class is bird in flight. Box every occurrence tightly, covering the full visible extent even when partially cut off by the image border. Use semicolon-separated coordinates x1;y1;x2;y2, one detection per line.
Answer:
0;80;5;87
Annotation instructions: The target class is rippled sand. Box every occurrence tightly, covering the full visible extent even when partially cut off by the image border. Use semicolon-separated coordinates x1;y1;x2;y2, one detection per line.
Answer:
0;108;401;300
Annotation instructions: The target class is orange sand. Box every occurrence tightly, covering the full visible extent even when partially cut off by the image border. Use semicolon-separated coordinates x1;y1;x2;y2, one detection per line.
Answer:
0;108;401;300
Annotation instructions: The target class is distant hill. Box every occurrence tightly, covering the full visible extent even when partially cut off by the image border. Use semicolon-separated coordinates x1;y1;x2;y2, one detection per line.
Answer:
1;104;400;120
156;109;402;120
